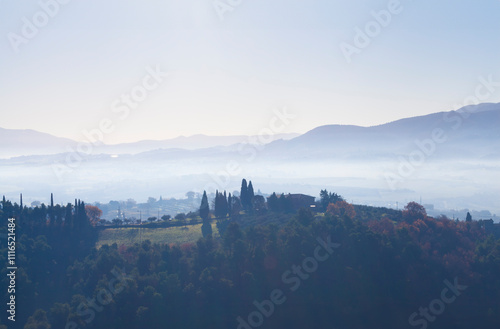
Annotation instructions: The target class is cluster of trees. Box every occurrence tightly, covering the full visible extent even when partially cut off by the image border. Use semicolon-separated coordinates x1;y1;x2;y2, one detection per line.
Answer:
267;193;294;213
327;200;356;219
319;189;344;211
3;196;499;328
210;179;257;216
2;189;500;328
239;179;255;211
1;195;97;258
0;195;98;327
213;190;233;218
202;179;255;224
208;179;300;219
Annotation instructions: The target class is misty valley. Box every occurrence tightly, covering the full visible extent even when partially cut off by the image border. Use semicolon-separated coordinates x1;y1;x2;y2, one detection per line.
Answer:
1;105;499;328
2;1;500;327
1;179;499;329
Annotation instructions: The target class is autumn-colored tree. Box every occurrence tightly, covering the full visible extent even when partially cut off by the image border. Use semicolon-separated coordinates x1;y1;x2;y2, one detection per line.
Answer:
327;201;356;219
367;217;395;236
402;202;426;223
320;189;344;211
85;205;102;226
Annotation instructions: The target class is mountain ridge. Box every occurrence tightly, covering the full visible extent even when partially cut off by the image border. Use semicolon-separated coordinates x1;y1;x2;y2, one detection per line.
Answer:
1;102;499;159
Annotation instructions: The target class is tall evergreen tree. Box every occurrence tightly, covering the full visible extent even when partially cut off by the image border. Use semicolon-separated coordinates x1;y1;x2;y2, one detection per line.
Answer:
241;179;250;210
227;192;232;216
201;191;212;238
201;220;212;237
268;192;279;212
214;191;228;218
280;193;293;213
248;181;255;203
65;203;73;229
240;179;248;207
215;190;219;217
466;212;472;222
49;193;55;224
223;191;228;217
200;191;209;221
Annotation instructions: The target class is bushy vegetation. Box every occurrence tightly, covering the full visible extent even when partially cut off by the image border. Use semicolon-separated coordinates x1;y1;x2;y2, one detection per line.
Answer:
1;188;499;329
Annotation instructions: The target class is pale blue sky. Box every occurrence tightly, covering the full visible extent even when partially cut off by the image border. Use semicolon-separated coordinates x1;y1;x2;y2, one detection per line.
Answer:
1;0;499;143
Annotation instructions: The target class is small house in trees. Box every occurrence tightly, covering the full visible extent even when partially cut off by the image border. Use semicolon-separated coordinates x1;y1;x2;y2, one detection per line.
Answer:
480;219;500;238
287;194;316;210
267;193;316;211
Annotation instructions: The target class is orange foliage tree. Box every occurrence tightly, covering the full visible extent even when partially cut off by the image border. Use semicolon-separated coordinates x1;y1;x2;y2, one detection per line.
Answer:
402;201;426;223
327;201;356;219
85;205;103;226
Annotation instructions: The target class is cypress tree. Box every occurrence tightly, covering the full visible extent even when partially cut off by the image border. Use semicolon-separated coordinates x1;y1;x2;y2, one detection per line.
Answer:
215;190;219;217
240;178;248;207
199;191;209;221
65;203;73;229
214;191;228;218
49;193;54;224
240;179;248;210
201;220;213;238
248;181;255;204
201;190;212;238
268;192;279;212
223;191;228;217
466;212;472;222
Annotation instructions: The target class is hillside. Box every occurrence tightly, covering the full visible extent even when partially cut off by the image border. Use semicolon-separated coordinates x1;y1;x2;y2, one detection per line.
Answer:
263;102;500;160
2;196;500;329
1;103;499;214
0;127;298;159
0;127;75;158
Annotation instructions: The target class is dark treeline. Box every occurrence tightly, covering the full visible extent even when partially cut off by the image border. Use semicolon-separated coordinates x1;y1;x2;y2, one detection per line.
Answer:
0;195;97;327
1;188;499;329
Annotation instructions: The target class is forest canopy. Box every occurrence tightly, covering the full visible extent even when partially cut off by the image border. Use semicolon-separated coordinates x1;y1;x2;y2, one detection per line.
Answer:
0;184;499;329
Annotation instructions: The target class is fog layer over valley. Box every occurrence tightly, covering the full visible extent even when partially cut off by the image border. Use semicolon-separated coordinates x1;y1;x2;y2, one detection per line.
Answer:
1;104;499;217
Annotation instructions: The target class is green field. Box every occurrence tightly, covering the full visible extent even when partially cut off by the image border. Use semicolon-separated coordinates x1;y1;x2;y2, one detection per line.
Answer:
97;222;219;248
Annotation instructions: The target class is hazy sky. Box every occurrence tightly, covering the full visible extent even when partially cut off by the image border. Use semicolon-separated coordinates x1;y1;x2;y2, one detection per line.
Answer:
1;0;499;144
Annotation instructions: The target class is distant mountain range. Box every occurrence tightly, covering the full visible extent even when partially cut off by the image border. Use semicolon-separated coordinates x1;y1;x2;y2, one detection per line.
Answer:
261;102;500;161
0;128;299;159
2;103;499;162
0;127;75;159
2;103;499;214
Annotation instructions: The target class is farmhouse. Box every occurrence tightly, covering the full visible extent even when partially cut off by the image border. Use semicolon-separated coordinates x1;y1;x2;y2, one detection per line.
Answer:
268;193;316;211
